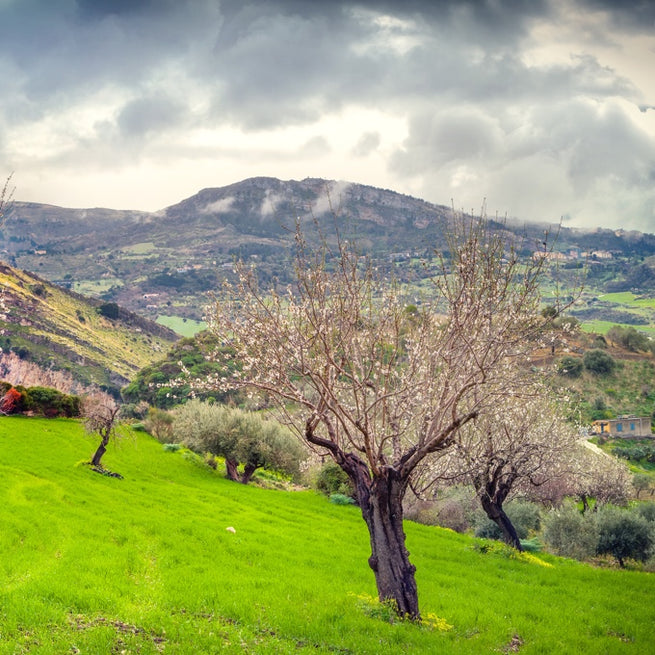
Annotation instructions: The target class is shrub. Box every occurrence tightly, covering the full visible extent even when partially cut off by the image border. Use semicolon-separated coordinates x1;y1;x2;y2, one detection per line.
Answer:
557;356;583;378
0;386;25;414
543;502;598;561
144;407;174;443
596;506;653;567
583;349;616;375
315;461;355;499
98;302;120;319
24;386;80;417
634;502;655;522
330;493;356;505
607;325;650;353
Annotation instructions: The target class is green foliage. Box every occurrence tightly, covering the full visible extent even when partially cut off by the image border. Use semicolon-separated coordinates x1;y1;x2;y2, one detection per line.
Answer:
173;400;305;483
98;302;120;319
122;331;240;409
634;502;655;522
543;502;599;561
0;383;79;417
24;386;80;418
613;441;655;464
583;349;616;375
557;356;583;378
607;325;651;353
330;493;356;505
596;506;654;566
144;407;174;443
314;461;355;499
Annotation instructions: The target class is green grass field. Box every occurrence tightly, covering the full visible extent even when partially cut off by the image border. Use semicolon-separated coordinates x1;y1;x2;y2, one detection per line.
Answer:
1;417;653;654
156;315;207;337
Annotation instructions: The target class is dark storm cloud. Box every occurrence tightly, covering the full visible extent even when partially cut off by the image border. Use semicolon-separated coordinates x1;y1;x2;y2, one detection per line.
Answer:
1;0;654;229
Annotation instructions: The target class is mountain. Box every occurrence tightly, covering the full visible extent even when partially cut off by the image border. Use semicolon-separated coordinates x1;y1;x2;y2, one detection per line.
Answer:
0;263;177;394
3;177;655;324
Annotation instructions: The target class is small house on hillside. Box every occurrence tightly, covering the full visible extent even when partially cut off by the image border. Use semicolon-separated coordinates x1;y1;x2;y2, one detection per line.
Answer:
592;416;653;438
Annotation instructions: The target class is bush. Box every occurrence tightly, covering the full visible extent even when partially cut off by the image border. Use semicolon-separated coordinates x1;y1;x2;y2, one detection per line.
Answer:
474;500;542;541
607;325;650;353
330;493;356;505
583;349;616;375
315;461;355;499
557;356;583;378
98;302;120;319
634;502;655;522
144;407;174;443
23;386;80;417
543;502;598;561
596;506;653;567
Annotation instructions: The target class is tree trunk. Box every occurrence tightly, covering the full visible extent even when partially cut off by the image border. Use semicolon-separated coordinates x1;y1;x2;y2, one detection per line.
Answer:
580;494;590;514
225;458;239;481
91;433;109;467
240;463;257;485
480;496;523;551
354;467;420;619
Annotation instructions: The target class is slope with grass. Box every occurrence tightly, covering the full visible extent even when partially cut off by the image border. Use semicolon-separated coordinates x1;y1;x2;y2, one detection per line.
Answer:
1;416;653;654
0;264;177;393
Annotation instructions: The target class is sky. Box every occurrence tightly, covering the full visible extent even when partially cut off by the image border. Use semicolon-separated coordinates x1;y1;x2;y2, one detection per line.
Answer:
1;0;654;232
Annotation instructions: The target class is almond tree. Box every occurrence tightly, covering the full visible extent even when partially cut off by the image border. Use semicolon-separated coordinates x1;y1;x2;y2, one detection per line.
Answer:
204;217;549;619
419;389;579;550
82;391;122;471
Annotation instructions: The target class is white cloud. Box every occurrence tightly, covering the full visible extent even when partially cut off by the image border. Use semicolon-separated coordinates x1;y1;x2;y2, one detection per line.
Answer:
200;197;235;215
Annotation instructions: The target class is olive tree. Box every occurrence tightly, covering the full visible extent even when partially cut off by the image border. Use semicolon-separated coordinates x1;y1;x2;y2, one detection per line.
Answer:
203;217;551;619
173;399;304;484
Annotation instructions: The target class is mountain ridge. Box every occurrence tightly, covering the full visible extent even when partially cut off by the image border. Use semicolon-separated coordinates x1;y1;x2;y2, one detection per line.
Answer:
2;177;655;324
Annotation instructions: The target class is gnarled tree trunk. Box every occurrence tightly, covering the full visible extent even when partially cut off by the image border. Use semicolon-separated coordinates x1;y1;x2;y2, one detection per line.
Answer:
225;458;239;481
479;495;522;550
240;463;257;485
91;431;110;467
349;461;419;619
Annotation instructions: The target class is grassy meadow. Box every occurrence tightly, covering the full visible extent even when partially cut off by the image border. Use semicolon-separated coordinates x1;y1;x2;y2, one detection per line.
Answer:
156;315;207;337
1;416;654;654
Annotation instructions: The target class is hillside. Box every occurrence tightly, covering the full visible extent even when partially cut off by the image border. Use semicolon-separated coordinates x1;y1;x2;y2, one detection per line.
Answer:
3;177;655;326
0;263;177;393
0;416;653;654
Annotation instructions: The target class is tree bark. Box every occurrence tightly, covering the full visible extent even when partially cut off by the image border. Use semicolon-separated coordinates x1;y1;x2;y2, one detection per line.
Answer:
479;496;523;551
352;466;420;619
91;433;109;467
225;458;239;481
240;463;257;485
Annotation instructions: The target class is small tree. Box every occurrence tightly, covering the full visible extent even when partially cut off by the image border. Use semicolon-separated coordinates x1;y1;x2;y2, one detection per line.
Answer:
173;399;304;484
203;216;554;618
596;506;653;567
583;349;616;375
573;445;633;513
542;501;599;561
557;356;583;378
82;391;122;471
633;474;652;499
421;390;578;549
0;173;14;227
144;407;174;443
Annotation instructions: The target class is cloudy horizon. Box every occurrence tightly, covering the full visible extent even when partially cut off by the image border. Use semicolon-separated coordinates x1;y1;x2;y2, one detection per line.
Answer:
1;0;654;231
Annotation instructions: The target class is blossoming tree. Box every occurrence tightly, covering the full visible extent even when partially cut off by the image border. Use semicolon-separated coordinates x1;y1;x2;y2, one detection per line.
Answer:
205;216;550;619
418;388;580;549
